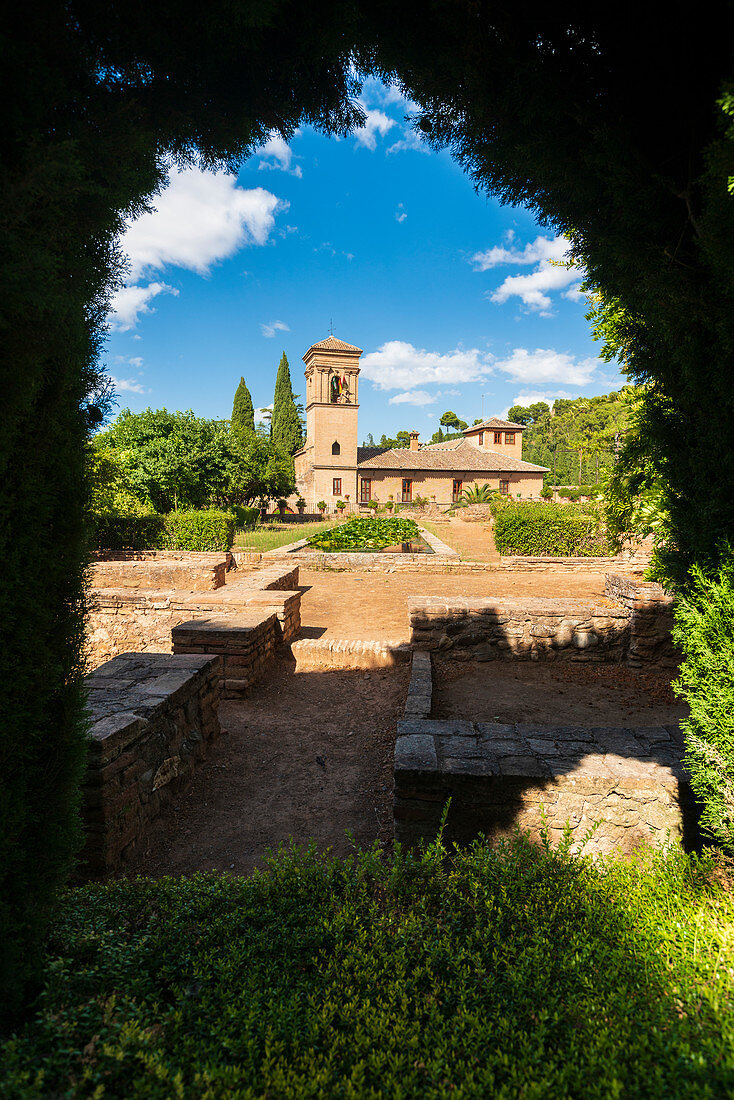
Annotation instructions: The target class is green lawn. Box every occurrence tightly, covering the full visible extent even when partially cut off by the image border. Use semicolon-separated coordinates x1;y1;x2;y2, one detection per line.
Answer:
2;834;733;1097
234;517;343;553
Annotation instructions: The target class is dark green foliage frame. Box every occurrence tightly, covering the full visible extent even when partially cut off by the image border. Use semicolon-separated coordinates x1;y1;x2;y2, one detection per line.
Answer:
2;1;733;1022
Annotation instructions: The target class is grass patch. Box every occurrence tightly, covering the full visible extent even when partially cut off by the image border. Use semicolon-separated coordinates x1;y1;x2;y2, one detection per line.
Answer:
2;835;733;1097
308;515;420;552
234;518;342;553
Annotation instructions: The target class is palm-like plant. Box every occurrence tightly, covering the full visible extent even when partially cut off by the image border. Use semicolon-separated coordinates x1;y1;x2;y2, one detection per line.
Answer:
460;482;493;503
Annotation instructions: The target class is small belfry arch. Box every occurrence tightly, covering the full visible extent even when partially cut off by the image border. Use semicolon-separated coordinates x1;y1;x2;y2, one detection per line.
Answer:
332;440;340;455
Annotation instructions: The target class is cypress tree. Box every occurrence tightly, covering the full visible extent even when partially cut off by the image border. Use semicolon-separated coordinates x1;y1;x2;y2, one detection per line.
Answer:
271;352;303;455
231;377;255;439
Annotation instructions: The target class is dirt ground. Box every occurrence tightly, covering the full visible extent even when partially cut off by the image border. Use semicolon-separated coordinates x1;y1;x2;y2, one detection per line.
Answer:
433;658;687;727
123;654;409;878
299;568;610;642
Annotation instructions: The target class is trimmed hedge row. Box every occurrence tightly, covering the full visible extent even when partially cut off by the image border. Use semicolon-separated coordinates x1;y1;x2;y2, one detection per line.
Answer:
1;836;732;1096
493;501;610;556
92;509;236;553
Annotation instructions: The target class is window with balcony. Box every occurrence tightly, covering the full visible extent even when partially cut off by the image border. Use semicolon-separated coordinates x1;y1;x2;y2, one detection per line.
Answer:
401;478;412;503
332;478;342;495
505;432;516;445
452;479;462;502
359;478;371;503
494;431;503;444
499;479;509;495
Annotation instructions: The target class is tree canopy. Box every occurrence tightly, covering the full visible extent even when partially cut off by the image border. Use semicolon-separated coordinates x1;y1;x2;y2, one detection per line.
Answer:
271;353;303;456
231;377;255;440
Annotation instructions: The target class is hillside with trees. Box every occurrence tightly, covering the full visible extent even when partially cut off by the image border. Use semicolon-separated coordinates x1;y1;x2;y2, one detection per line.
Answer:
508;389;635;486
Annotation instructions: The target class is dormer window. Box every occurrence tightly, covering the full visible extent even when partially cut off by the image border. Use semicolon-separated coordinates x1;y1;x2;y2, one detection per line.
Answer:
505;432;516;445
332;441;340;455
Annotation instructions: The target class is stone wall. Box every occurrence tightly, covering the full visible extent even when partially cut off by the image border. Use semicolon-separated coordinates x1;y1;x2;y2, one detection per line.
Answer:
394;717;696;856
605;573;678;669
172;613;278;696
86;562;301;669
409;596;630;662
81;652;221;876
92;557;227;592
291;637;411;670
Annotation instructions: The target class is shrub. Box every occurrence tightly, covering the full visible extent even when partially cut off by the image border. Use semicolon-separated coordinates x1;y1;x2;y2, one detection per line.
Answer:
336;499;346;512
162;509;236;551
673;554;734;852
91;512;166;551
228;504;260;530
460;482;493;503
493;501;610;556
316;500;326;513
309;515;419;551
1;837;733;1095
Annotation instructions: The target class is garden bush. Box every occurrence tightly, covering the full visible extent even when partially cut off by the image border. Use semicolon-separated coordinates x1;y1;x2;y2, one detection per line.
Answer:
1;835;732;1096
309;515;420;552
91;513;166;552
493;501;610;556
228;504;260;530
673;553;734;852
162;509;236;552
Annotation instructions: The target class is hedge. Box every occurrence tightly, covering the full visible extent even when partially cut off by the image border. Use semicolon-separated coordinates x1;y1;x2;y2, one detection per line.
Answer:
92;510;236;553
228;504;260;529
161;509;236;552
493;501;610;556
1;836;732;1096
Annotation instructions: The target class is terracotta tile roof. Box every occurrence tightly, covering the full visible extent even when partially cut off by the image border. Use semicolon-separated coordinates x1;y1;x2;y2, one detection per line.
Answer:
357;437;548;473
463;416;526;432
357;446;390;463
307;335;363;353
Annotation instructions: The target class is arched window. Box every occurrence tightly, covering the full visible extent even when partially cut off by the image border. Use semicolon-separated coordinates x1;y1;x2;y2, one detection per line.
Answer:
332;441;340;455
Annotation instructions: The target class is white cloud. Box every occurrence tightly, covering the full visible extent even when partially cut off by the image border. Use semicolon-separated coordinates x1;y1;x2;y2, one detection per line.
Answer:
395;203;407;223
563;283;586;302
108;281;179;331
389;390;437;406
112;354;144;370
387;129;429;155
494;348;599;387
511;390;579;407
361;341;492;391
491;264;579;313
256;131;303;178
261;320;290;338
120;166;285;281
471;234;570;271
255;403;273;424
471;234;583;315
354;106;396;150
111;376;149;395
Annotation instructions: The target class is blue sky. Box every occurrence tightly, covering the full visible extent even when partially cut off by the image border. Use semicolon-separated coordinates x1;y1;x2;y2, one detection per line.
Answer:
105;77;624;442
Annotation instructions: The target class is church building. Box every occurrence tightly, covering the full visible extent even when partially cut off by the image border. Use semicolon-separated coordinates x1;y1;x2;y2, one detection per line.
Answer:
293;335;548;511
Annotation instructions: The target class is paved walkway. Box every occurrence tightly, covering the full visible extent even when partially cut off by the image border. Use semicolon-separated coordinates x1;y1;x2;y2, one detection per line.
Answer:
420;517;499;562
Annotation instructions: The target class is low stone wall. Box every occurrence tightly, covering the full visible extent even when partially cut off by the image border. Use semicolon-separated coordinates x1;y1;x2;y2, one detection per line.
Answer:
92;557;227;592
86;562;301;668
81;652;221;876
394;718;696;856
291;637;411;670
172;613;278;696
409;596;630;662
605;574;678;669
404;651;432;719
499;555;638;573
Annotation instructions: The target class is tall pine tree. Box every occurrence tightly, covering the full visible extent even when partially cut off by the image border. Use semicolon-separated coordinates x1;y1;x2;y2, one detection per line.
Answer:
271;352;303;455
231;377;255;440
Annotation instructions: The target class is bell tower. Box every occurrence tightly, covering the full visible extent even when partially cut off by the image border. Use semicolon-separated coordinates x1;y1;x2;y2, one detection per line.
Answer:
303;335;361;457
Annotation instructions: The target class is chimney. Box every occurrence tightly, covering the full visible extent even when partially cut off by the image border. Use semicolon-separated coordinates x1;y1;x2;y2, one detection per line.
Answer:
409;430;420;451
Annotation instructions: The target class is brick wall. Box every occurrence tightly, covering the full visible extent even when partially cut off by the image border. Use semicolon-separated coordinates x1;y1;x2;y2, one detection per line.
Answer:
80;653;221;876
172;612;278;697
